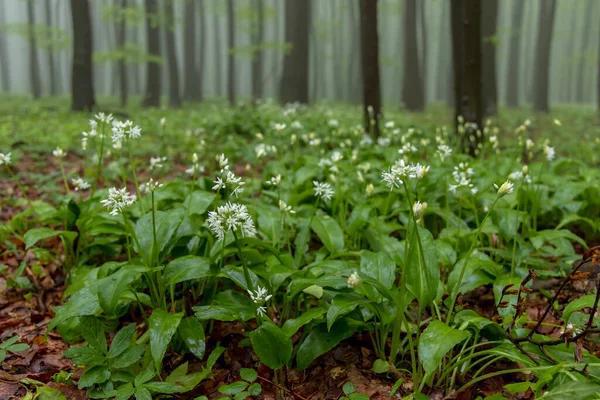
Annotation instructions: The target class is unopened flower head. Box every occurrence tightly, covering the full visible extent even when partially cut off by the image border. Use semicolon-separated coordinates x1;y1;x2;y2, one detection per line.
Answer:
495;180;514;197
71;177;90;191
160;117;166;128
207;202;256;240
279;200;295;215
0;152;12;166
543;145;555;161
266;174;282;187
347;271;361;288
313;180;334;202
412;201;428;220
100;187;136;216
140;178;163;193
52;147;65;158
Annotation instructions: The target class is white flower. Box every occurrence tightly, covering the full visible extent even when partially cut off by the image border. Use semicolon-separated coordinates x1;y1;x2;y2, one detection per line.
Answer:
216;153;229;169
207;202;256;240
347;271;361;288
412;201;428;220
525;138;534;150
255;143;277;158
160;117;166;127
272;122;286;131
95;112;114;124
0;152;12;166
140;178;163;193
279;200;295;215
328;119;339;128
185;153;204;176
71;177;90;191
100;187;136;216
111;120;142;148
437;144;453;160
149;156;167;170
266;175;282;187
449;163;477;195
412;163;430;179
543;145;555;161
248;286;272;317
398;142;418;155
212;169;245;197
495;180;514;197
313;181;334;202
365;183;375;196
52;147;66;158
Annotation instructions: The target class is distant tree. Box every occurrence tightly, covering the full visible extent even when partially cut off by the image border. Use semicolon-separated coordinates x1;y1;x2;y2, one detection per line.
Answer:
402;0;424;111
597;26;600;114
164;0;181;107
533;0;556;113
576;0;594;102
482;0;498;115
505;0;524;108
26;0;41;98
44;0;58;95
227;0;235;104
183;0;201;101
115;0;128;106
419;0;427;104
347;0;361;103
359;0;381;137
451;0;483;155
70;0;95;111
280;0;311;104
0;0;10;92
251;0;264;100
142;0;160;107
214;3;223;96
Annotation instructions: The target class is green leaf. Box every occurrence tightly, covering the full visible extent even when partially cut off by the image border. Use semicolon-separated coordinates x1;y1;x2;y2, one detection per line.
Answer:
247;382;262;396
148;309;183;372
134;209;183;266
240;368;257;383
372;359;389;373
418;321;470;381
296;320;355;370
282;307;326;337
108;324;136;359
78;365;111;388
541;381;600;399
184;191;216;216
563;294;596;323
326;296;360;331
163;256;212;286
360;251;396;289
311;213;344;253
50;288;101;330
178;317;206;359
193;290;256;322
404;225;439;307
219;381;248;395
249;321;292;369
24;228;76;249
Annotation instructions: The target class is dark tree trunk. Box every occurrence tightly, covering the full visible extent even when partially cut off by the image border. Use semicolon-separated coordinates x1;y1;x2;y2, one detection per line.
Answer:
402;0;424;111
70;0;95;111
533;0;556;113
115;0;128;106
436;0;452;104
44;0;58;95
451;0;483;155
576;0;594;103
0;0;10;92
183;0;200;101
280;0;310;104
359;0;381;138
348;0;361;103
142;0;160;107
251;0;264;100
227;0;235;105
505;0;524;108
164;0;181;107
27;0;42;98
482;0;498;116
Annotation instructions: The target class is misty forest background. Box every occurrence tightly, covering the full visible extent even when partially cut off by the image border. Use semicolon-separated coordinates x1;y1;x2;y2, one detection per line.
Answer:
0;0;599;112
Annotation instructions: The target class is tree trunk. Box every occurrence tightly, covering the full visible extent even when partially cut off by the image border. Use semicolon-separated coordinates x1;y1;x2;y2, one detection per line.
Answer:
481;0;498;116
402;0;424;111
251;0;264;100
115;0;128;106
532;0;556;113
420;0;427;106
227;0;235;105
27;0;42;98
505;0;524;108
198;0;205;101
0;0;10;92
597;26;600;114
164;0;181;107
214;3;223;96
451;0;482;155
348;0;361;103
359;0;381;138
44;0;58;95
280;0;311;104
576;0;594;103
142;0;160;107
70;0;95;111
183;0;200;101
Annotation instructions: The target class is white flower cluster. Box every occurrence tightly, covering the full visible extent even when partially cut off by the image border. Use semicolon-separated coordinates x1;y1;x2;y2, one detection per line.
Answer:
509;165;531;184
248;286;272;317
140;178;163;193
543;145;555;161
494;180;514;197
278;200;295;215
101;187;136;216
449;162;477;195
381;159;430;190
185;153;205;176
313;180;335;202
212;154;245;197
111;119;142;149
347;271;361;288
437;144;453;161
266;174;282;187
149;156;167;170
52;147;66;158
0;152;12;166
71;177;90;191
255;143;277;158
207;202;256;240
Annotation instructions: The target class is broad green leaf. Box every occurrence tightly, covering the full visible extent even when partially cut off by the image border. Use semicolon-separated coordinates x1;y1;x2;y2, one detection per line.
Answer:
134;209;183;266
108;324;136;358
163;256;212;286
178;317;206;359
24;227;76;249
418;321;470;381
184;191;216;216
360;251;396;289
249;321;292;369
219;381;248;395
240;368;257;382
563;294;596;323
148;309;183;372
296;320;355;370
311;213;344;253
282;307;326;337
326;296;360;331
193;290;256;322
404;225;439;306
77;365;111;388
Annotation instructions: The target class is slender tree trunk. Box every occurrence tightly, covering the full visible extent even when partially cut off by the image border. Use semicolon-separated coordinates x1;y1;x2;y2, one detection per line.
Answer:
402;0;424;111
27;0;42;98
115;0;128;106
142;0;160;107
227;0;235;104
451;0;483;155
70;0;95;111
164;0;181;107
251;0;264;100
359;0;381;138
198;0;205;101
280;0;310;104
44;0;58;95
0;0;10;92
505;0;524;108
183;0;200;101
597;27;600;114
533;0;556;113
576;0;594;103
348;0;361;103
214;4;223;96
482;0;498;116
420;0;427;106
